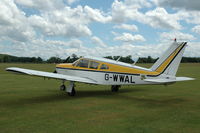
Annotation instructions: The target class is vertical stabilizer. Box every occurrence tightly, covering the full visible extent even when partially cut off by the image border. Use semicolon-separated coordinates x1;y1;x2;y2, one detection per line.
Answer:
150;42;187;76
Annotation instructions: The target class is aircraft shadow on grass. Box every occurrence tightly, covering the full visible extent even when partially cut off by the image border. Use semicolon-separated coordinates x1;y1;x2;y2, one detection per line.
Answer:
1;88;186;108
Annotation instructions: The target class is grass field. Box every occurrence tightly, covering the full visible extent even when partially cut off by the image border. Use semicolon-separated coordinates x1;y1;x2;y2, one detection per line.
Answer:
0;63;200;133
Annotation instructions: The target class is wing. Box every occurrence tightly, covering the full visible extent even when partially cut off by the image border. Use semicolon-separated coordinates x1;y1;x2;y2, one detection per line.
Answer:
6;67;97;84
144;77;194;83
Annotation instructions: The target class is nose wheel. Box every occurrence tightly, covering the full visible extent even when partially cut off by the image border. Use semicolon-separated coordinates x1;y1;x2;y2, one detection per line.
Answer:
60;84;66;91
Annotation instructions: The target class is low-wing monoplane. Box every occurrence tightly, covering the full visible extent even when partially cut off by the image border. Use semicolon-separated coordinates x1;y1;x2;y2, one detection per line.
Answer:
6;41;194;96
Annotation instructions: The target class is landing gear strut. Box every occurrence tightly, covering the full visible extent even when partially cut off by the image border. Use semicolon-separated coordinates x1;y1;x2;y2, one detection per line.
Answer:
60;80;66;91
68;86;76;96
111;85;120;92
59;81;76;96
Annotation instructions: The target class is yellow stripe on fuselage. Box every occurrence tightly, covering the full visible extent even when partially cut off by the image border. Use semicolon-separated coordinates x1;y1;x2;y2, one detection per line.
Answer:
56;44;184;76
56;62;159;75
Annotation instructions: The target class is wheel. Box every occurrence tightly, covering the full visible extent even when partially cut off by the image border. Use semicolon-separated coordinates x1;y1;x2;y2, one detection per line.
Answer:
111;85;120;92
60;84;66;91
68;87;76;96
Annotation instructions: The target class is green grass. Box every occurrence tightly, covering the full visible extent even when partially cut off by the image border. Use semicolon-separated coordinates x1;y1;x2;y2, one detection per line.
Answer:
0;63;200;133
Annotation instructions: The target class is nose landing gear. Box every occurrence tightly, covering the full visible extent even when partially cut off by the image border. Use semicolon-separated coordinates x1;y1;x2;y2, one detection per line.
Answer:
60;84;66;91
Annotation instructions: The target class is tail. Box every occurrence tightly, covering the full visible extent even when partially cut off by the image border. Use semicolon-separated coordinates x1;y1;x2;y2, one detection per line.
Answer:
150;41;187;76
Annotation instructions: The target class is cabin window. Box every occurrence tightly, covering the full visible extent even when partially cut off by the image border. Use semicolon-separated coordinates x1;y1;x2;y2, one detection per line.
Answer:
76;59;89;68
89;61;99;69
100;64;109;69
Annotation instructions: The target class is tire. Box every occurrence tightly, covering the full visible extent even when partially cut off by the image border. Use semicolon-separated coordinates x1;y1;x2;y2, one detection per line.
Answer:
111;85;119;92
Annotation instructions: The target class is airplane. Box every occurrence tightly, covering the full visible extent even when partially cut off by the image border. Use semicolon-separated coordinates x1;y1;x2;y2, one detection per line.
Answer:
6;41;194;96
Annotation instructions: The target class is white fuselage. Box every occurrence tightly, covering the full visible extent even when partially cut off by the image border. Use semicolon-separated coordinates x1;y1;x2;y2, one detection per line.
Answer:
56;67;161;85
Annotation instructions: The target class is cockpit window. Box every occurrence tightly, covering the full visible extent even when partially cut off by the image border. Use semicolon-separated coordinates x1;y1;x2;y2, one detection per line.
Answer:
89;61;99;69
76;59;89;68
100;64;109;69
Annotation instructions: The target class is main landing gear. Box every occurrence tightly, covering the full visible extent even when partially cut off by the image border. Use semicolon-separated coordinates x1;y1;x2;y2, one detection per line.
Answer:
111;85;121;92
60;81;76;96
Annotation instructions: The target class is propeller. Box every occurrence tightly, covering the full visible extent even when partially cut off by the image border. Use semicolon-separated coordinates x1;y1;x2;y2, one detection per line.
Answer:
53;70;57;73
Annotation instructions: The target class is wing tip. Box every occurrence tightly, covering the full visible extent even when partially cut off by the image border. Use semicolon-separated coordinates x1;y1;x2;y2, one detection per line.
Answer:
6;67;30;75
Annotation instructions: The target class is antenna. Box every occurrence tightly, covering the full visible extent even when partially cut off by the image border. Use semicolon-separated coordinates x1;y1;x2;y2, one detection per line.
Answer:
131;53;139;65
132;57;139;65
116;56;121;62
174;38;177;42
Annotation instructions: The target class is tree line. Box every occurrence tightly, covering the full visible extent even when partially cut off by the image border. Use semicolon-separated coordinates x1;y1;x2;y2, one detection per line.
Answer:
0;54;200;63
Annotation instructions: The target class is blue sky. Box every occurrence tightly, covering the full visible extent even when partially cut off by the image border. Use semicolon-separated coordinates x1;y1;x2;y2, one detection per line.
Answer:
0;0;200;59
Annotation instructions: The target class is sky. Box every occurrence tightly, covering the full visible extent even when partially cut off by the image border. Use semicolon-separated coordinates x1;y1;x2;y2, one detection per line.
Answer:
0;0;200;59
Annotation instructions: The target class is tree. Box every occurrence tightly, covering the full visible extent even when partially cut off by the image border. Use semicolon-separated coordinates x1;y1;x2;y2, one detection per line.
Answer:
3;56;11;62
36;57;43;63
147;56;153;63
120;55;134;64
105;56;113;60
70;54;79;63
47;57;62;63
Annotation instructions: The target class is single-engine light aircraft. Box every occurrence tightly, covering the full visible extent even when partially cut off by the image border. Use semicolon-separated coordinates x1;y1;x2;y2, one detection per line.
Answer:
6;41;194;96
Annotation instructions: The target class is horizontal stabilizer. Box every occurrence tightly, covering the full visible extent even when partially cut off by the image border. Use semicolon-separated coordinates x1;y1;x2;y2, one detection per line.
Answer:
144;77;194;83
144;78;176;83
6;67;97;84
175;77;195;81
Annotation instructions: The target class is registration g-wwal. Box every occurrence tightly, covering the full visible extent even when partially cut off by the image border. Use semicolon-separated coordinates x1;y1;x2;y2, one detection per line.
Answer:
6;41;194;96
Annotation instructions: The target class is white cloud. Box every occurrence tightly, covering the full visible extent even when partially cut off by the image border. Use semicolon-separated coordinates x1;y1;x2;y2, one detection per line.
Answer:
28;6;92;37
67;0;79;5
77;43;170;59
15;0;65;11
67;39;82;48
1;37;200;60
184;11;200;25
114;33;145;42
27;5;112;38
111;0;182;30
0;0;35;42
0;38;83;59
84;6;112;23
192;25;200;34
111;0;147;23
145;8;182;30
184;42;200;57
0;0;199;59
45;39;82;48
113;24;138;32
154;0;200;11
160;31;196;41
91;36;107;47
